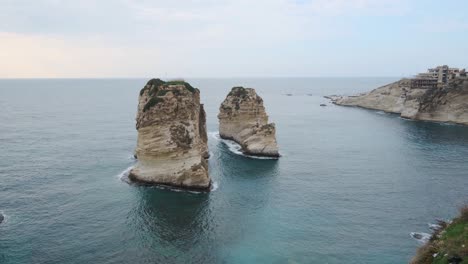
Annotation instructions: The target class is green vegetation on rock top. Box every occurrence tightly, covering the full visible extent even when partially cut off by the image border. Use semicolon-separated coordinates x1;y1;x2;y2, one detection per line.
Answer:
139;78;198;112
139;78;197;97
228;86;249;98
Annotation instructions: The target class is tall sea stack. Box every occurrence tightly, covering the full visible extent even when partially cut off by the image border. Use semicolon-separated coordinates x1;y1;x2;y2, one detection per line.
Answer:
218;86;279;157
129;79;210;190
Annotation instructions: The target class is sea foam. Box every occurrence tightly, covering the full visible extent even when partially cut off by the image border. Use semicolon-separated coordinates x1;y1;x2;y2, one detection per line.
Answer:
410;232;431;244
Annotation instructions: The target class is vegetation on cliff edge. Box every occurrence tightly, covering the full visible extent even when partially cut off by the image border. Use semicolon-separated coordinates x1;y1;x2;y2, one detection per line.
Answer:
411;205;468;264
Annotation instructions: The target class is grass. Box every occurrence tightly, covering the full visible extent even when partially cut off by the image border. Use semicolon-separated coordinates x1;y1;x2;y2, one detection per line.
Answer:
411;205;468;264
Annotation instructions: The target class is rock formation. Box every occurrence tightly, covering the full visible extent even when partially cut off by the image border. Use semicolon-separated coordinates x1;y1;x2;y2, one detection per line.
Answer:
129;79;210;190
218;87;279;157
329;78;468;125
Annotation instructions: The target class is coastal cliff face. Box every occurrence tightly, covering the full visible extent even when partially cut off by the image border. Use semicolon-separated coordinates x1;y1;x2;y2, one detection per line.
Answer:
330;78;468;125
218;87;279;157
129;79;210;190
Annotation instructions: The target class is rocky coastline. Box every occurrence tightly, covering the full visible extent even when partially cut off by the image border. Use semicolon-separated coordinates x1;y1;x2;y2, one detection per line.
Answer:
218;87;279;158
328;78;468;125
410;206;467;264
129;79;211;191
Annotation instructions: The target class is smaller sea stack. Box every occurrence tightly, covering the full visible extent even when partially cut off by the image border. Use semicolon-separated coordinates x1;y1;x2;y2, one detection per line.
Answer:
218;87;279;157
129;79;210;190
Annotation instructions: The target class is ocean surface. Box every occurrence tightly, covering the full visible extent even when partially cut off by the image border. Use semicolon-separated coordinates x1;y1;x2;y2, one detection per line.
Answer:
0;78;467;264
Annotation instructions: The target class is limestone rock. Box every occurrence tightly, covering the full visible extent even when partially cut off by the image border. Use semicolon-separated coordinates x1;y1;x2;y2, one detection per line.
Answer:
329;78;468;125
218;87;279;157
129;79;210;190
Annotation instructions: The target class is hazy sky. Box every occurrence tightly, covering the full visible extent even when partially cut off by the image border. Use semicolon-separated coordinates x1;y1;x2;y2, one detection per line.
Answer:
1;0;467;78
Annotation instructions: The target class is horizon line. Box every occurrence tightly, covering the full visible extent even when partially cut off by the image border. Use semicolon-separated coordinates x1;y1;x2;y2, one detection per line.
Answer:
0;76;405;80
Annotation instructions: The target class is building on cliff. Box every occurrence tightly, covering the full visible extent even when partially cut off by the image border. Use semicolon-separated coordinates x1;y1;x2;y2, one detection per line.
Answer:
411;65;467;89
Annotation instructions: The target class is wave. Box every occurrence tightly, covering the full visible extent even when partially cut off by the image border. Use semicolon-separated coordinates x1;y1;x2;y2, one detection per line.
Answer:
410;232;431;244
428;223;442;231
211;181;219;191
117;165;134;183
209;131;280;160
0;211;8;225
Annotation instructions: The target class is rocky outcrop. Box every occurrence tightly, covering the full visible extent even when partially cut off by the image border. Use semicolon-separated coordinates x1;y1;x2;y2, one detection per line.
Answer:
129;79;210;190
329;78;468;125
218;87;279;157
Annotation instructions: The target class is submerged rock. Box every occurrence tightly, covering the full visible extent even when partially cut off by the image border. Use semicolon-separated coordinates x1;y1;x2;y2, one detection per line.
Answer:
0;213;4;224
218;86;279;157
329;78;468;125
320;104;327;107
129;79;210;190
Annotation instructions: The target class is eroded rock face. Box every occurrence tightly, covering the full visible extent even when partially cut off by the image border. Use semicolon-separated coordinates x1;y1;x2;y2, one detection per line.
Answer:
330;78;468;125
218;87;279;157
129;79;210;190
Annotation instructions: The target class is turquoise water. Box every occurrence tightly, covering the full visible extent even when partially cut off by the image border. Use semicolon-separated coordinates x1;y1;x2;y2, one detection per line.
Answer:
0;78;467;263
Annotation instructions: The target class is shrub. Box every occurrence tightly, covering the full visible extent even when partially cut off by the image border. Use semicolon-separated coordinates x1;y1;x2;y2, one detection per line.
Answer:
146;78;166;87
156;90;171;96
140;78;166;96
143;97;164;112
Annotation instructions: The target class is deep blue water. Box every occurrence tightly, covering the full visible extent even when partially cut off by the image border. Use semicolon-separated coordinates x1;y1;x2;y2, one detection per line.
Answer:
0;78;467;264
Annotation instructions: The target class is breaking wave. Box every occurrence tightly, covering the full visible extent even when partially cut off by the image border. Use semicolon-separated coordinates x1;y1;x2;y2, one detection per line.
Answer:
117;165;134;183
410;232;431;244
0;211;8;225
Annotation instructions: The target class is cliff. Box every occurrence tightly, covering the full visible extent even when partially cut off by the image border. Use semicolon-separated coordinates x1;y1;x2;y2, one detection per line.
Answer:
218;87;279;157
410;206;467;264
329;78;468;125
129;79;210;190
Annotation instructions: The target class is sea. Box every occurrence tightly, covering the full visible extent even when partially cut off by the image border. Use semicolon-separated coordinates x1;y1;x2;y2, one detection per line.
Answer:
0;78;467;264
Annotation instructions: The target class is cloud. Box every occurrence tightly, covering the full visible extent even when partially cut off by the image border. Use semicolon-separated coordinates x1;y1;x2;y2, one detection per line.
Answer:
0;32;162;78
415;18;468;33
1;0;466;77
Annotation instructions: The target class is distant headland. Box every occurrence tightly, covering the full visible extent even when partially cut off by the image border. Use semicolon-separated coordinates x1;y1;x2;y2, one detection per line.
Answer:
327;65;468;125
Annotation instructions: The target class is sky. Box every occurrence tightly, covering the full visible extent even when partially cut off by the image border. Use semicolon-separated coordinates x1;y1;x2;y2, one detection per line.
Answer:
0;0;467;78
